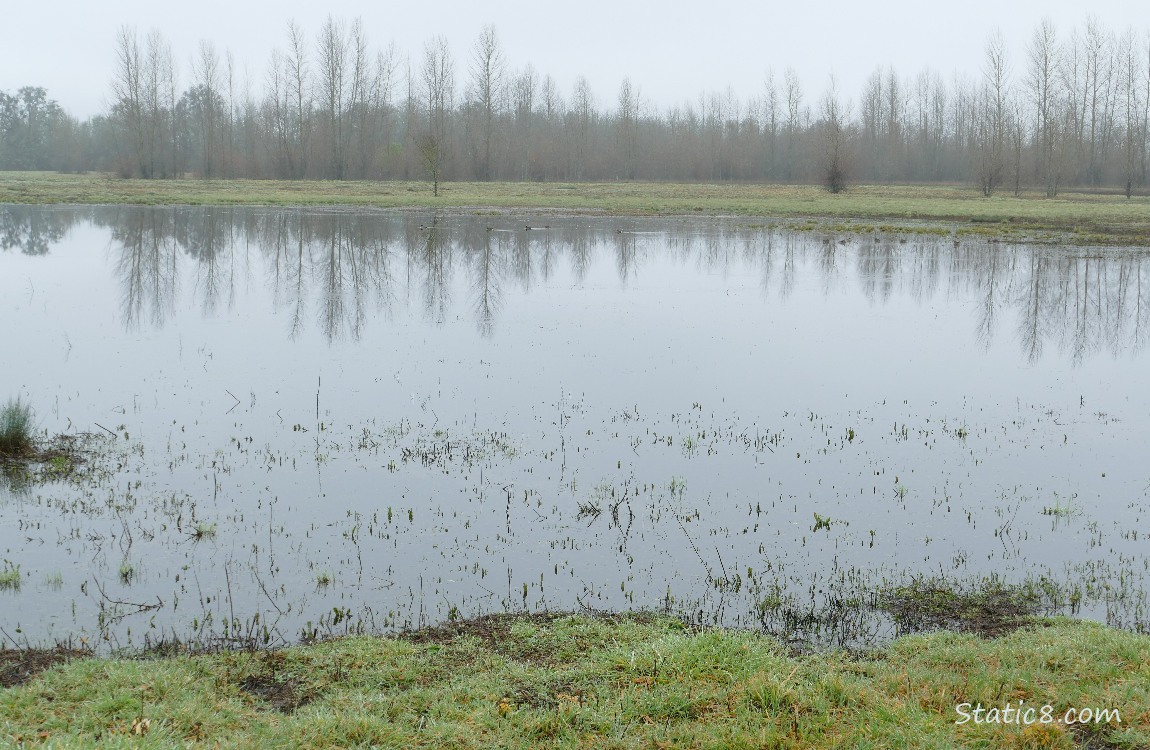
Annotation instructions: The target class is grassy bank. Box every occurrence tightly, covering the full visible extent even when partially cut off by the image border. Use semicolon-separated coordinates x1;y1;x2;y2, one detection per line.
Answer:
3;172;1150;245
2;614;1147;749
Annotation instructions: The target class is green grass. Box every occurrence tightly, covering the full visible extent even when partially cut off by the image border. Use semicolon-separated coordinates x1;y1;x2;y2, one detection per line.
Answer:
4;171;1150;244
1;613;1147;748
1042;495;1082;519
0;398;36;457
0;561;20;591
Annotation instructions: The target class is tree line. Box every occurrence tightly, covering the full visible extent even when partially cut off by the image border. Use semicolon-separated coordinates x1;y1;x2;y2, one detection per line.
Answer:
2;17;1149;195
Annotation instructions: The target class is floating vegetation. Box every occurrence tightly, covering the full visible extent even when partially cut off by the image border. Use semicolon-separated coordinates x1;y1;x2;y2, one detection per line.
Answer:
811;512;836;533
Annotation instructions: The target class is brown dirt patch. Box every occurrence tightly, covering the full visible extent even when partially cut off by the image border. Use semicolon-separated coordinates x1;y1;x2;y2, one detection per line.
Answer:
238;673;311;713
0;646;91;688
400;610;669;666
234;650;313;713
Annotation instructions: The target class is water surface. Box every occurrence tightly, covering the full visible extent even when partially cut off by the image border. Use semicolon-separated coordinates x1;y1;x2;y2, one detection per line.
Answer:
2;205;1148;648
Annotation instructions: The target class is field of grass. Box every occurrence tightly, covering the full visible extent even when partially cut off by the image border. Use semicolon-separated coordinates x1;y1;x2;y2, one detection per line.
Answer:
3;171;1150;245
2;613;1147;749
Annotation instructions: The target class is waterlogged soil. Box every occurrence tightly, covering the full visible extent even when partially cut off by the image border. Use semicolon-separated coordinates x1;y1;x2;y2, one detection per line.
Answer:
1;204;1149;651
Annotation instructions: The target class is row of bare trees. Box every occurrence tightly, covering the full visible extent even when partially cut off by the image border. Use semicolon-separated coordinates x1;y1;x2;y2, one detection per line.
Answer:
5;17;1150;194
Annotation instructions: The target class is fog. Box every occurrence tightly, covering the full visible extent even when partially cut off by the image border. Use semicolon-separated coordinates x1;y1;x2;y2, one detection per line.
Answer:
3;0;1147;119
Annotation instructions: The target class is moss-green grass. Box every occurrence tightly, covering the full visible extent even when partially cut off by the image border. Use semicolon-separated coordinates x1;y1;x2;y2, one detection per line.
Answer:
2;614;1147;748
4;172;1150;245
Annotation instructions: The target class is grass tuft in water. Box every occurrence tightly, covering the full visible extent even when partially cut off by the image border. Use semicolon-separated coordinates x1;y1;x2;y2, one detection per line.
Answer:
0;398;36;457
879;575;1045;637
0;561;21;591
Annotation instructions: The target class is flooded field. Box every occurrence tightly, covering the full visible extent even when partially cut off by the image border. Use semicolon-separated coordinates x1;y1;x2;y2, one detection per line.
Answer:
2;204;1148;650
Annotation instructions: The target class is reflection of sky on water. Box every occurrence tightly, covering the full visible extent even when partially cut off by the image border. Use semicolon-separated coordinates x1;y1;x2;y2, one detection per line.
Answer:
1;205;1148;648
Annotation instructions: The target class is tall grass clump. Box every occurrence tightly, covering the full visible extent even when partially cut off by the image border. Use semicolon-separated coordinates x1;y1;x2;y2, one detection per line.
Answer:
0;397;36;457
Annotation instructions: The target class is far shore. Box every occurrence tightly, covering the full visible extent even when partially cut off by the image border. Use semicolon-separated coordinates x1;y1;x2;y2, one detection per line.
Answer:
4;171;1150;245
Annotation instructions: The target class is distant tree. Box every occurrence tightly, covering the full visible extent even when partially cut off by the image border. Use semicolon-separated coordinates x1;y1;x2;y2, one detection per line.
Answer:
568;76;594;179
976;30;1010;196
1118;27;1143;197
187;41;224;177
615;77;640;179
316;16;352;179
510;64;537;179
760;69;779;178
0;87;63;169
819;75;849;193
286;21;314;177
110;27;176;178
783;67;804;180
417;36;455;196
466;25;505;181
1027;19;1060;195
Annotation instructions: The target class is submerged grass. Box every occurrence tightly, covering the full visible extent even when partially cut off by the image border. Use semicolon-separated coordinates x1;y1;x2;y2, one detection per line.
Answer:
4;171;1150;244
0;613;1147;748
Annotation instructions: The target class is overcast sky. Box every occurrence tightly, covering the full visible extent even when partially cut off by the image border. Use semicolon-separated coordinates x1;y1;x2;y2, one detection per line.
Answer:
2;0;1146;119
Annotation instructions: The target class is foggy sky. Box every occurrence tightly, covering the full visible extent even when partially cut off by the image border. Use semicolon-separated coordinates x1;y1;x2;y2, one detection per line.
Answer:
2;0;1147;120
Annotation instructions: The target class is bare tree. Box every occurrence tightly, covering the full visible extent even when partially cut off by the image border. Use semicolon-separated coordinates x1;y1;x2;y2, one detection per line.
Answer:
1118;27;1143;196
110;27;175;178
417;36;454;196
783;67;803;180
466;25;505;181
976;30;1010;196
188;40;223;177
1082;18;1117;185
569;76;594;180
110;26;146;176
819;75;849;193
286;21;313;177
1028;19;1060;195
316;16;351;179
510;64;537;179
761;69;779;178
616;77;640;179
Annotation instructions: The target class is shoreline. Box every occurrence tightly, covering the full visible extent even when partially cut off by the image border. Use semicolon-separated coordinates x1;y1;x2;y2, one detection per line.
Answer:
2;611;1147;748
4;172;1150;246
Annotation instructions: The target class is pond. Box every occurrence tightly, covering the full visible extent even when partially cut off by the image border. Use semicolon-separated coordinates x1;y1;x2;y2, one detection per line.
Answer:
1;204;1148;650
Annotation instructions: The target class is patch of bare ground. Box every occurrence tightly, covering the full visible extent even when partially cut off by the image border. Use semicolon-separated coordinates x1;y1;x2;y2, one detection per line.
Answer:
235;652;313;713
400;610;669;666
0;646;91;688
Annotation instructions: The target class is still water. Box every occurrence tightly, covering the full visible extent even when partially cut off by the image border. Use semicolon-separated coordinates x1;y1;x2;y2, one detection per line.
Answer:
1;205;1148;649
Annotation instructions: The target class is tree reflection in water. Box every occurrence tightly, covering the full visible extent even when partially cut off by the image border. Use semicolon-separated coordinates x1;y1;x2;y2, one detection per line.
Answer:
6;205;1149;362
